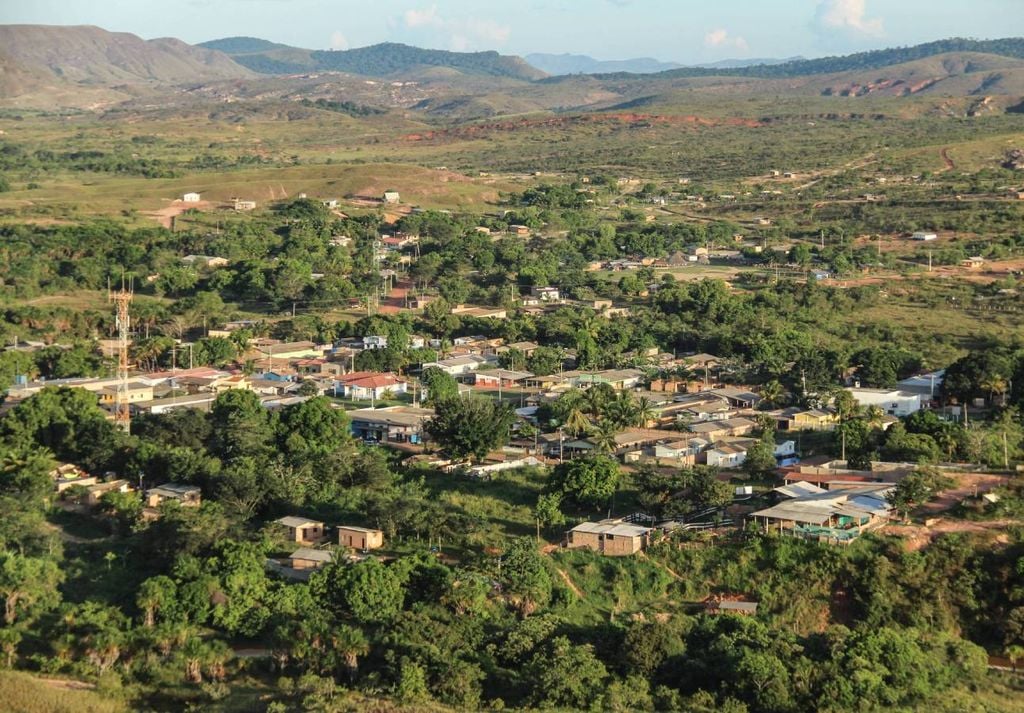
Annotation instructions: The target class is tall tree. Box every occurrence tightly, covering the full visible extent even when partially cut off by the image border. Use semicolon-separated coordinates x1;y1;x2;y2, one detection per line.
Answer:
425;396;515;462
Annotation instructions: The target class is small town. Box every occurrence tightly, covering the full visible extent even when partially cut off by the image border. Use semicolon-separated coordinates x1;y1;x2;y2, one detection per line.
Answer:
2;2;1024;712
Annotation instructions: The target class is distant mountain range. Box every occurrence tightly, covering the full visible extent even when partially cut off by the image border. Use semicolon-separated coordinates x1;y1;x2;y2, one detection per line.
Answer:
2;25;1024;114
525;53;801;76
199;37;546;81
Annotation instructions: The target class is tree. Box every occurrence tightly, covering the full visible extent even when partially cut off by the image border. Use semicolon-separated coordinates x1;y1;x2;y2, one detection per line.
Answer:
137;575;177;628
888;467;952;519
331;624;369;682
210;390;275;462
420;366;458;404
312;558;404;624
0;553;62;625
551;455;621;509
425;396;515;462
528;636;608;710
500;538;552;616
277;396;351;463
743;439;778;478
534;492;565;541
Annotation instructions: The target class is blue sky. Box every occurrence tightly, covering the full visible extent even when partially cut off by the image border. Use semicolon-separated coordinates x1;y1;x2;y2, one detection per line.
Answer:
2;0;1022;63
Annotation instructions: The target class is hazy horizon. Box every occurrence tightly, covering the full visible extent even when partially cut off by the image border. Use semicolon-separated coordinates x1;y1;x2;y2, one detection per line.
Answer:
1;0;1023;65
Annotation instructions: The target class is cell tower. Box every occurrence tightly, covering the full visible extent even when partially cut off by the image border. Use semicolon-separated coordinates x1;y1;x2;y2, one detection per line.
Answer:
109;278;134;434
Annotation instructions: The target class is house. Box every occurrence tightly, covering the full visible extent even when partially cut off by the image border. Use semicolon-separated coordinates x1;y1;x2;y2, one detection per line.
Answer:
531;286;561;302
233;199;257;211
706;600;759;616
182;192;201;203
50;463;98;493
911;232;938;241
961;256;985;269
810;269;831;281
497;341;541;357
709;387;761;410
422;354;492;377
337;526;384;551
348;406;434;444
98;381;155;407
703;441;750;468
335;372;406;401
471;369;533;388
276;516;325;544
689;417;756;440
288;548;333;570
181;255;229;269
775;406;839;431
322;199;338;209
845;388;922;417
896;370;945;399
749;485;894;544
565;368;645;391
382;191;400;204
509;224;531;236
144;483;201;508
450;305;508;319
362;335;388;351
85;480;132;506
257;341;322;360
134;393;217;415
566;519;653;556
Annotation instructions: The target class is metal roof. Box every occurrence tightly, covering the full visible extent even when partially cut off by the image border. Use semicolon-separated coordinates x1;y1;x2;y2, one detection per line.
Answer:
570;521;652;538
289;548;332;562
276;516;323;528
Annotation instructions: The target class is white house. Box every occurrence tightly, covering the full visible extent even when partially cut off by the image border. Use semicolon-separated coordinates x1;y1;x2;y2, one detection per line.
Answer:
705;442;748;468
383;191;400;204
531;286;561;302
182;192;201;203
362;335;388;351
911;232;938;241
844;388;923;417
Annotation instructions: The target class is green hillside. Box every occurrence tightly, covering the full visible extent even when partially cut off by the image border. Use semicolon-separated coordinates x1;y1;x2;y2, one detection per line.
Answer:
585;36;1024;80
201;38;547;80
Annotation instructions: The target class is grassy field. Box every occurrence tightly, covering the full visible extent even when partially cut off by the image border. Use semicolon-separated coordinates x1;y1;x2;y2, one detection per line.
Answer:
0;671;126;713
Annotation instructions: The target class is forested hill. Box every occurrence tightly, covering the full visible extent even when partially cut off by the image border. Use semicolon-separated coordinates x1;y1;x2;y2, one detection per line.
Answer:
199;38;548;80
586;37;1024;80
197;36;293;55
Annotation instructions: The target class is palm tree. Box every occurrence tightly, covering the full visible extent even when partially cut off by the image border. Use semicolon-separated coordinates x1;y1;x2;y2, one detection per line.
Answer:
180;636;207;683
591;419;620;454
331;625;369;682
981;374;1008;406
759;380;784;408
865;405;886;430
563;405;592;438
633;397;656;428
584;382;616;418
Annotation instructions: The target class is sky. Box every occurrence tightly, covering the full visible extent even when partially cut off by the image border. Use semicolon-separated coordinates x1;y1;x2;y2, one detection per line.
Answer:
2;0;1023;63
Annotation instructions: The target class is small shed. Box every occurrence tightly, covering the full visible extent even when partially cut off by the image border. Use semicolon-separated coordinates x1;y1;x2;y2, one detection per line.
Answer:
276;516;325;543
337;526;384;551
382;191;400;204
706;600;759;616
182;192;201;203
288;548;333;570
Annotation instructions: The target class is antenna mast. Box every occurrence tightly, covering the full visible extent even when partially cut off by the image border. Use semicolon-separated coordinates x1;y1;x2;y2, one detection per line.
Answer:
109;278;134;434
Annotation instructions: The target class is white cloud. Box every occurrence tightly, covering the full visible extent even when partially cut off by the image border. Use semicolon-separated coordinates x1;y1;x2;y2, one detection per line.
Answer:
813;0;884;36
398;5;511;51
329;30;349;50
704;28;748;51
403;5;442;29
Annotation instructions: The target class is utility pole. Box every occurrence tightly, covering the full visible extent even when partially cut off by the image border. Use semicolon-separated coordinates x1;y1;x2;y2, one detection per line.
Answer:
108;278;134;434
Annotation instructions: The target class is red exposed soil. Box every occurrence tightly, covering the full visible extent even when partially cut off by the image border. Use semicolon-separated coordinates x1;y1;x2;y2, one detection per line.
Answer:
402;113;764;142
